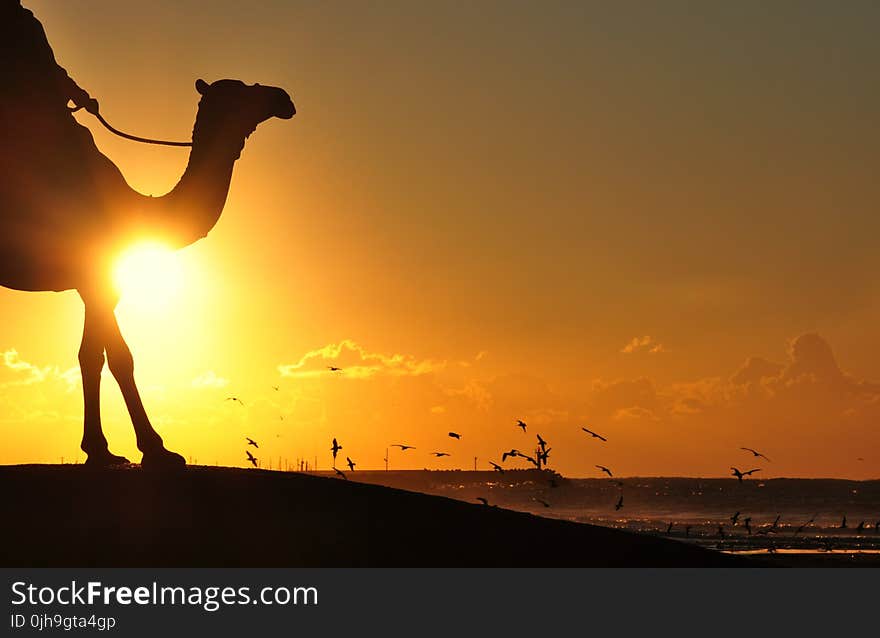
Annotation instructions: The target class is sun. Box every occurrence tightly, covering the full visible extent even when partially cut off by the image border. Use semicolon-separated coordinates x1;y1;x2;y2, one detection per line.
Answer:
113;242;184;312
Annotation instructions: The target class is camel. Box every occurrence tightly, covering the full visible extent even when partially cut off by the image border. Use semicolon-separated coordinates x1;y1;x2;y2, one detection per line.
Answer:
0;78;295;467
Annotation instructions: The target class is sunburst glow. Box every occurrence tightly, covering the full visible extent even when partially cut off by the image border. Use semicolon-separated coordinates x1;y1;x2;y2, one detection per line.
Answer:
113;242;184;312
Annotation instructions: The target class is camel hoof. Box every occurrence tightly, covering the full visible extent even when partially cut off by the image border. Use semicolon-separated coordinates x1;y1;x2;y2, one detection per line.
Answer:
141;448;186;470
84;451;131;468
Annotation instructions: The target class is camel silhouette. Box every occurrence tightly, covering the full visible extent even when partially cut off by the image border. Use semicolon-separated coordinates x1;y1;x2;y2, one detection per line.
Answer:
0;8;295;468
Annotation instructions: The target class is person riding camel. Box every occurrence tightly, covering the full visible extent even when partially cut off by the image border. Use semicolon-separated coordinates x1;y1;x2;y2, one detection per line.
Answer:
0;0;98;125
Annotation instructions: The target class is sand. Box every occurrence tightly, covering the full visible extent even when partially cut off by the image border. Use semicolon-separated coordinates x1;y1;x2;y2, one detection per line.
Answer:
0;465;750;567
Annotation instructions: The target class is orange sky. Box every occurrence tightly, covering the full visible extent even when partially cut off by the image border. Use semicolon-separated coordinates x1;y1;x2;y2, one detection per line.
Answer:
1;1;879;478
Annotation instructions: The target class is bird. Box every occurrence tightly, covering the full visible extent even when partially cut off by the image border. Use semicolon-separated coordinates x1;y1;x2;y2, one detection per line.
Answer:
717;524;725;538
538;448;551;465
476;497;489;506
792;514;816;537
685;525;692;537
226;397;245;406
730;467;760;482
516;420;527;432
614;494;624;511
327;366;342;372
521;454;539;468
596;465;613;477
743;517;752;535
581;427;607;442
536;434;547;450
770;514;781;531
501;449;519;462
840;515;847;529
432;452;450;457
489;461;504;473
731;511;740;526
740;447;771;462
1;76;294;470
330;438;342;463
534;498;550;508
271;385;279;391
245;437;258;448
448;432;461;439
334;467;347;480
856;521;866;533
245;450;258;467
666;522;674;534
392;444;415;451
346;456;355;472
875;519;879;534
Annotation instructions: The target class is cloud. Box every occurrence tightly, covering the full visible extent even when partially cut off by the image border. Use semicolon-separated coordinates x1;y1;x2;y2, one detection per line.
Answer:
620;335;665;354
589;377;660;420
613;406;658;421
730;356;784;386
191;370;229;389
278;340;446;380
1;349;79;390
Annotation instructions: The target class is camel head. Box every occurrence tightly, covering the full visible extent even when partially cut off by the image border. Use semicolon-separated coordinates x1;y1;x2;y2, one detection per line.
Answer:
192;78;295;147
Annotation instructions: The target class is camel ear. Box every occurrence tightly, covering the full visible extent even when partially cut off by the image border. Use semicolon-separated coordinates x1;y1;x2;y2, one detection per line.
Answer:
195;79;210;95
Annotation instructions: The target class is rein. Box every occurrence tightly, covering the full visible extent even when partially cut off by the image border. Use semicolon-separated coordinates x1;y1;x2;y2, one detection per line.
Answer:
70;103;193;148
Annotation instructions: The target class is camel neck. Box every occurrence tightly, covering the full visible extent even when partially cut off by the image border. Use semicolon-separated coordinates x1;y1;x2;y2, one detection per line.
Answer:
156;134;244;247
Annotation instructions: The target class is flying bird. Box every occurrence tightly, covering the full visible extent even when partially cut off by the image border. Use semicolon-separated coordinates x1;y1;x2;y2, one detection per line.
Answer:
730;467;760;482
346;456;356;472
792;515;816;537
731;511;740;526
334;467;347;480
327;366;343;372
581;427;607;442
685;525;692;537
596;465;613;477
272;385;279;391
476;497;489;506
245;437;259;448
536;434;547;450
392;444;415;451
448;432;461;439
717;524;725;538
501;449;520;462
226;397;244;406
516;420;527;432
489;461;504;473
521;454;539;468
534;498;551;508
614;494;624;511
743;517;752;535
432;452;450;457
666;522;674;534
856;521;866;534
331;438;342;463
740;447;772;462
770;514;781;531
840;515;847;529
245;450;258;467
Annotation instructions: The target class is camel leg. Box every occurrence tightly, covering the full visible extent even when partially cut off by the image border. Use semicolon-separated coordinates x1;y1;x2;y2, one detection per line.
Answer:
79;295;129;467
100;301;186;469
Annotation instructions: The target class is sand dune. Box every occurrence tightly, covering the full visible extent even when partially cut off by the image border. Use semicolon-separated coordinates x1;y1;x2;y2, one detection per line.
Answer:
0;465;749;567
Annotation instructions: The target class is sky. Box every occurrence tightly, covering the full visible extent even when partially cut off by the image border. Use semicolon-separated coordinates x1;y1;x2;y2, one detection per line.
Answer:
1;1;879;477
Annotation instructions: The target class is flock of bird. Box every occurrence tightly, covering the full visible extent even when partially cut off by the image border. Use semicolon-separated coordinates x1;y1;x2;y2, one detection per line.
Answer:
231;381;877;549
